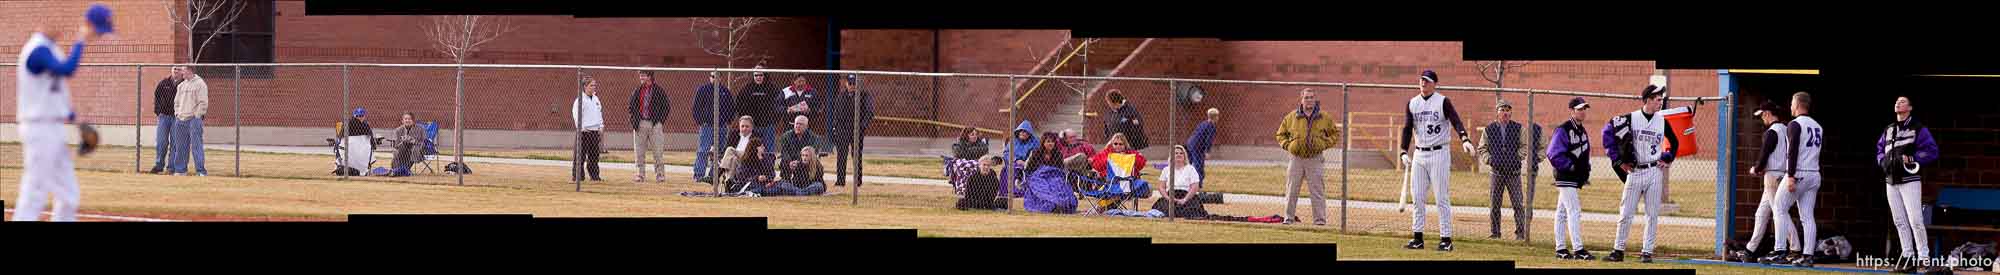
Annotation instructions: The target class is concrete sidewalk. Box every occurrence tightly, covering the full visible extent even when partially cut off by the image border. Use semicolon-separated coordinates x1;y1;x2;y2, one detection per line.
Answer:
229;144;1713;228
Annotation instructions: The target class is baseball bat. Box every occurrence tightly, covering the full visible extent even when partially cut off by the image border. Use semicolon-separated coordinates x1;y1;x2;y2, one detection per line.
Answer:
1397;158;1410;213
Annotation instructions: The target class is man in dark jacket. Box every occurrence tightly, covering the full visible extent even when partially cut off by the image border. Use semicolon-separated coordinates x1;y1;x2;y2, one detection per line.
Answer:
780;74;821;134
692;72;734;183
825;74;875;187
629;70;671;182
1104;89;1147;150
1546;97;1596;260
737;68;781;149
1876;96;1941;273
148;67;182;174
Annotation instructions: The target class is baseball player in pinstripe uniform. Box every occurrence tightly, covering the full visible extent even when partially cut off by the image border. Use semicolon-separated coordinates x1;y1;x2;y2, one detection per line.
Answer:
1732;100;1800;263
1547;97;1596;260
1767;91;1825;267
1400;70;1476;252
1606;85;1680;263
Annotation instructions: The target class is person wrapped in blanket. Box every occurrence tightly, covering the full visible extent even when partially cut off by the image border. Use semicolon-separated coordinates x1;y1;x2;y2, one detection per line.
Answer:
955;155;1010;211
1021;132;1077;214
1004;121;1039;189
943;127;988;189
1089;133;1151;211
1150;145;1207;218
769;146;829;196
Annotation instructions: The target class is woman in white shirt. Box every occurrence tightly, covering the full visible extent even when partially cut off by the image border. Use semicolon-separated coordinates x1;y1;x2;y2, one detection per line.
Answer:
1151;145;1207;218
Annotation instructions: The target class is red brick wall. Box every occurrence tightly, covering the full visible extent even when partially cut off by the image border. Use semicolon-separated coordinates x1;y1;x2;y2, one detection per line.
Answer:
1;0;180;125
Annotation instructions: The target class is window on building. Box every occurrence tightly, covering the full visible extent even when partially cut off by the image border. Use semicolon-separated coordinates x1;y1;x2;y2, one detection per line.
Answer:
191;0;275;78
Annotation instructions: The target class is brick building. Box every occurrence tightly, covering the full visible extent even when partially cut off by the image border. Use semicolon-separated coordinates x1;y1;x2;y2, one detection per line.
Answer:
5;1;1718;157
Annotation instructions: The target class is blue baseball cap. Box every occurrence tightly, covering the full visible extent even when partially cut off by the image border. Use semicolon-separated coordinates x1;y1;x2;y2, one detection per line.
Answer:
353;107;366;117
1420;70;1438;83
86;3;114;34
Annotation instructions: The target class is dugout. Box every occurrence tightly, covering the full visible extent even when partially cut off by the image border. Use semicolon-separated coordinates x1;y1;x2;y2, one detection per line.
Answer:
1721;69;2000;260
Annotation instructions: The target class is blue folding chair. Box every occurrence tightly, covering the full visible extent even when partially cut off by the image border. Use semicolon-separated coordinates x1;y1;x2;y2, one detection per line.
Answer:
1073;153;1151;214
420;121;441;174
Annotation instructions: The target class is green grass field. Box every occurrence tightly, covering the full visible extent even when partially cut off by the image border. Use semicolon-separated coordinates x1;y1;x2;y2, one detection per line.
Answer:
0;144;1828;274
456;149;1716;218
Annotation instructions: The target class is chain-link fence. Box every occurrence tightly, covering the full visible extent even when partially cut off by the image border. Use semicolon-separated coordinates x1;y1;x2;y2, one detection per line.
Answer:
0;63;1728;257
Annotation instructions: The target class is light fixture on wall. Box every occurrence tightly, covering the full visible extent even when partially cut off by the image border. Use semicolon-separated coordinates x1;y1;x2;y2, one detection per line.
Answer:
1174;82;1205;105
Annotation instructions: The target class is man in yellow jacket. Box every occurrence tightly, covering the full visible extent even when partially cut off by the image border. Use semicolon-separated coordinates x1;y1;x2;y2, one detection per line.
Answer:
1274;88;1340;225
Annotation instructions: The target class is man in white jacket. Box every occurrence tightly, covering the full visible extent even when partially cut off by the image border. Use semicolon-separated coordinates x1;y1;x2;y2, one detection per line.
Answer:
169;66;210;176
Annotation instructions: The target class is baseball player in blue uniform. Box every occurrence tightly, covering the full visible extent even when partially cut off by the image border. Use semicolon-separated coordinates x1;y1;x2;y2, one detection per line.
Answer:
1546;97;1596;260
1876;96;1940;273
13;4;111;222
1606;85;1680;263
1400;70;1475;252
1765;91;1824;267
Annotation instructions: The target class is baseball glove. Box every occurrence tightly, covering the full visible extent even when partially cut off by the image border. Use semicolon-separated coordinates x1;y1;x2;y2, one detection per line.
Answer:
78;123;101;155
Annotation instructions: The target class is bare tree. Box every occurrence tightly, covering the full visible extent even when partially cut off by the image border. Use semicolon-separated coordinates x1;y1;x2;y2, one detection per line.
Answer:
424;15;515;186
164;0;248;62
690;17;777;85
426;15;517;64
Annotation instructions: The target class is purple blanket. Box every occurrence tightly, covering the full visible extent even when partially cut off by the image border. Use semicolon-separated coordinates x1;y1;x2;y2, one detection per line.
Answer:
1021;166;1076;214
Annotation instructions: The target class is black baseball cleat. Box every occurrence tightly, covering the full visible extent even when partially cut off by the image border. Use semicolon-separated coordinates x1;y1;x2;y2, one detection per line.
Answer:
1556;249;1572;260
1789;252;1813;267
1437;237;1454;252
1757;250;1789;265
1890;263;1917;273
1638;252;1654;263
1573;249;1597;260
1603;250;1625;262
1728;249;1753;263
1404;232;1425;250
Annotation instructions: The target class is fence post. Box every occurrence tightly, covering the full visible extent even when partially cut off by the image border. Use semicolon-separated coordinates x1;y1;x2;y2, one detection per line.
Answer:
134;65;142;173
1165;80;1178;221
1340;84;1350;233
1524;88;1535;244
1712;76;1736;258
712;69;723;195
851;71;862;206
340;65;349;181
1004;76;1016;214
574;67;583;192
234;65;242;177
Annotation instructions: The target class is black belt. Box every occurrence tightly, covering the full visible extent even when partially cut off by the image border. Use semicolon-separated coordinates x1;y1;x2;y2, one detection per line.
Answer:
1416;145;1444;152
1634;162;1659;169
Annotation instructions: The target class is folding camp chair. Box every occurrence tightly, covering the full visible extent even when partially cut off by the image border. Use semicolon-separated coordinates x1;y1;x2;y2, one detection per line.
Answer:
420;121;440;174
1072;152;1150;214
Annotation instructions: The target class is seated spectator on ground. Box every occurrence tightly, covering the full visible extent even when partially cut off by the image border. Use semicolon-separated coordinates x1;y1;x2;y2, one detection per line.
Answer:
336;107;377;176
731;137;775;193
1150;145;1208;218
1021;132;1075;214
1088;133;1151;210
776;114;823;166
1007;120;1039;164
952;126;989;160
944;126;989;180
1092;133;1149;180
1059;129;1096;168
770;146;828;196
388;112;424;177
718;115;756;183
956;156;1009;211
